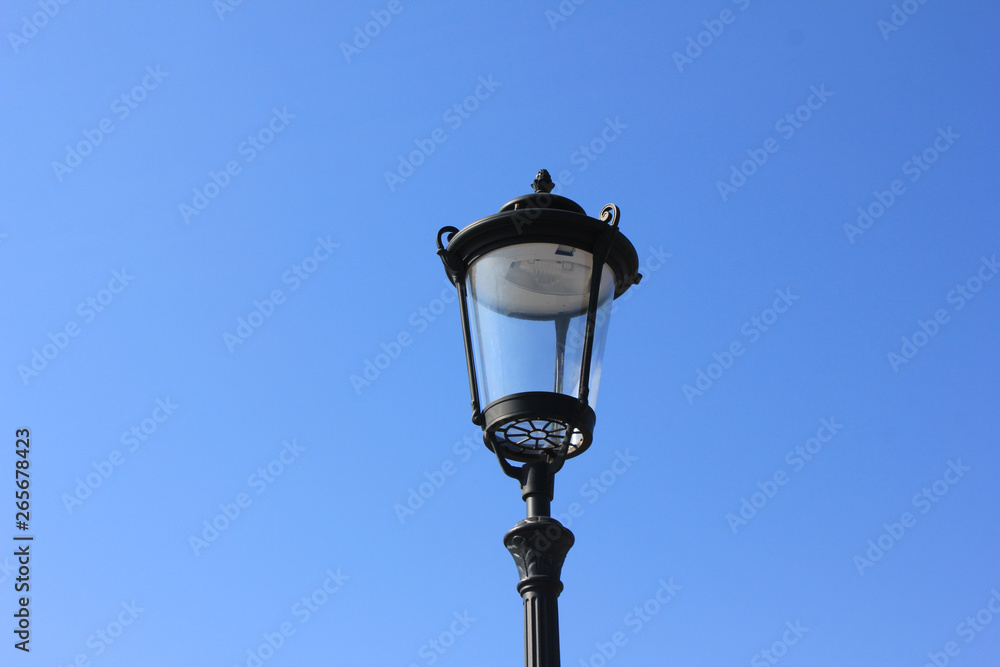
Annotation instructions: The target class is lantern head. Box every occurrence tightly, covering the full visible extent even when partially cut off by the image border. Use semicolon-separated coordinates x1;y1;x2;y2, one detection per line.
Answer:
437;172;640;463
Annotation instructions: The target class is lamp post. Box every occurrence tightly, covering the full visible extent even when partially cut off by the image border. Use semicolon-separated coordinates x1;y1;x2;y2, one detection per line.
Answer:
436;170;641;667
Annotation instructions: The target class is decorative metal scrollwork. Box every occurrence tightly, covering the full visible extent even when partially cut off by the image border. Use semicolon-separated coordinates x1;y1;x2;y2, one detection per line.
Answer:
436;226;464;284
599;203;620;228
436;226;459;252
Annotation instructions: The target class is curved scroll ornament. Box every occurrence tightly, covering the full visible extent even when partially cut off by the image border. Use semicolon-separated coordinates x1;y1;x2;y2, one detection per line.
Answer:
504;517;575;595
599;203;620;228
436;226;459;252
436;226;463;285
597;202;641;287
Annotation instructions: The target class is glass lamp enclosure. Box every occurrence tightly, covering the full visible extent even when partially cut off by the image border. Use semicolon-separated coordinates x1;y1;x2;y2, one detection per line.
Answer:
464;242;616;459
467;243;615;409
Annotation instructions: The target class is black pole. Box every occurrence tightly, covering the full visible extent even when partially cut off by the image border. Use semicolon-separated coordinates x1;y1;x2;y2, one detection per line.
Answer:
504;461;574;667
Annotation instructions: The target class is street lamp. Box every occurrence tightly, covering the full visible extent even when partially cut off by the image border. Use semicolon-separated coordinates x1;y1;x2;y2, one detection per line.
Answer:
436;170;641;667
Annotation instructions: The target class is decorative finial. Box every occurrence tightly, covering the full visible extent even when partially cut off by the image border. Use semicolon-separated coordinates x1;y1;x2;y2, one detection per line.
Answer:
531;169;554;194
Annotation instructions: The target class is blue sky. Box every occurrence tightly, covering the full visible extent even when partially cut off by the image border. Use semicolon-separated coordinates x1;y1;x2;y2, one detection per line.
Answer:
2;1;999;665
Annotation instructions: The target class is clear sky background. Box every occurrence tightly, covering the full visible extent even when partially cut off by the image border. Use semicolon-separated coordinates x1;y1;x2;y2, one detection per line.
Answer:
2;1;999;665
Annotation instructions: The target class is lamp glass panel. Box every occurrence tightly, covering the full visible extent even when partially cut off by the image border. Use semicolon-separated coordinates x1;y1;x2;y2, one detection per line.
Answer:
466;243;615;408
